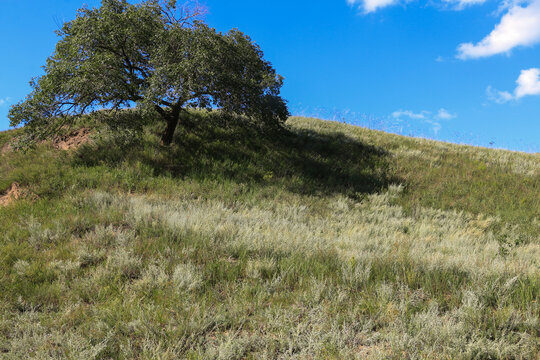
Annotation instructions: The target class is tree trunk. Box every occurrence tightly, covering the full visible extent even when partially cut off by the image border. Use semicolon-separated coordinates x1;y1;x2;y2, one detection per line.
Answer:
161;114;178;145
160;105;182;146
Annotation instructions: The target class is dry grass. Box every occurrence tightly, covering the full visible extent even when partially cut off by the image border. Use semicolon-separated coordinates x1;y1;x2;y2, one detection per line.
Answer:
0;113;538;359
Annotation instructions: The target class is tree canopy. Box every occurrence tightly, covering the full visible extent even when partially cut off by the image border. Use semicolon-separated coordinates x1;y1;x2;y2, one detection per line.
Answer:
9;0;289;145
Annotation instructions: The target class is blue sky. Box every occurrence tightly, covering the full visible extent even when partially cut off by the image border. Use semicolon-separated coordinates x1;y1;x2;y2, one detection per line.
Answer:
0;0;539;152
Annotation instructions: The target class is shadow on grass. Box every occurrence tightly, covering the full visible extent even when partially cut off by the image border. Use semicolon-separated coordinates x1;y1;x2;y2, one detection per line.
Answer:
75;111;397;198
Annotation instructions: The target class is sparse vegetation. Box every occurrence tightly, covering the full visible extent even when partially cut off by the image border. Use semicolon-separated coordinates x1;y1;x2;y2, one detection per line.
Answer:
0;112;538;359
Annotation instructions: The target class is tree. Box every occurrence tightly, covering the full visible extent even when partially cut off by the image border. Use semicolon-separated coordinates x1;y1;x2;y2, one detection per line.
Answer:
8;0;289;145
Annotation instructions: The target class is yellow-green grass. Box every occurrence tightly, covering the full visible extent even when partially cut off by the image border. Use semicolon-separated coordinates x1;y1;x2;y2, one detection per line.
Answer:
0;112;538;359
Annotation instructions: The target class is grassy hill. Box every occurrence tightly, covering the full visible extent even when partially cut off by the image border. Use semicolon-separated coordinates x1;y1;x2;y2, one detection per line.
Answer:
0;112;539;359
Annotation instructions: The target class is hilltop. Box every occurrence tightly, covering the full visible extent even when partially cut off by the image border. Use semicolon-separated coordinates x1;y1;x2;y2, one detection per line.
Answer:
0;112;538;359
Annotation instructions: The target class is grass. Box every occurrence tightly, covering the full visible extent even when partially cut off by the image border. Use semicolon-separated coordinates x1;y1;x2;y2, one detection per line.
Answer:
0;111;538;359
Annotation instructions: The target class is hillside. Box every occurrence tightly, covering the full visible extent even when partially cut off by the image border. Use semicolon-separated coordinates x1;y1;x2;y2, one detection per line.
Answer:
0;112;539;359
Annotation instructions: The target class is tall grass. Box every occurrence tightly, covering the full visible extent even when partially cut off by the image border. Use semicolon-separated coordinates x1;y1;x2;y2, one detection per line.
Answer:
0;111;538;358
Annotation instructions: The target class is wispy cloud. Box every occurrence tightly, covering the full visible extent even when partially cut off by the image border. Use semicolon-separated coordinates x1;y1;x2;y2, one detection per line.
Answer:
347;0;400;13
436;108;456;119
444;0;489;10
457;0;540;59
392;110;428;119
347;0;487;13
392;108;456;134
488;67;540;102
0;97;11;107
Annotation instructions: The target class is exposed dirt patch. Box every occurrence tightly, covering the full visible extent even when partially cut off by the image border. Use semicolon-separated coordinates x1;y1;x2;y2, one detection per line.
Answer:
51;128;92;150
1;128;92;154
0;183;37;207
0;183;23;207
1;143;11;155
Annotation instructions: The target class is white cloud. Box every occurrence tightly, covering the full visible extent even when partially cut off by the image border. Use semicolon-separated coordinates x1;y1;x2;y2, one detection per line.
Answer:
488;67;540;102
515;67;540;97
392;108;456;134
457;0;540;59
347;0;400;13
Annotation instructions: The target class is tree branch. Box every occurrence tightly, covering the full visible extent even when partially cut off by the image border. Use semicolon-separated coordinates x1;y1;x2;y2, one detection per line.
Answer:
160;0;207;28
154;105;167;118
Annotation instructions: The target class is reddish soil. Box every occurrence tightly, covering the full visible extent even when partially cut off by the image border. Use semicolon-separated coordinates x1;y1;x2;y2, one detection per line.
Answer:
51;128;92;150
0;183;23;207
0;183;38;207
0;143;11;155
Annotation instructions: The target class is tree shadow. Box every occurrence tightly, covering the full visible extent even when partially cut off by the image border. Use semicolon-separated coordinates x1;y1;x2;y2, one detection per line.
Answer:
75;111;397;198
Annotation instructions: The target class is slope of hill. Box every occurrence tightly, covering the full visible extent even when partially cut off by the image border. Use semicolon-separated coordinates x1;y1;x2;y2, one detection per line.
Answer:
0;112;538;359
